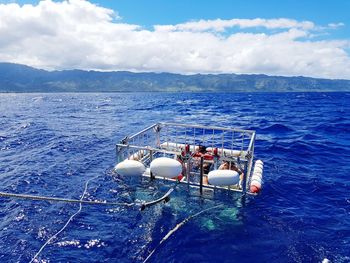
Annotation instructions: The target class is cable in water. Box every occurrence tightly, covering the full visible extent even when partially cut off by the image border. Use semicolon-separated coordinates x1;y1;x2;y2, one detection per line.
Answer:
29;175;99;263
29;175;180;261
0;191;135;207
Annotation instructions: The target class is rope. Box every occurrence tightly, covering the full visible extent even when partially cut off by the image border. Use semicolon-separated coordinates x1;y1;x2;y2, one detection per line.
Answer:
1;176;182;262
29;175;100;262
140;178;183;211
143;203;224;263
0;177;185;210
1;173;210;261
0;191;134;207
0;176;184;210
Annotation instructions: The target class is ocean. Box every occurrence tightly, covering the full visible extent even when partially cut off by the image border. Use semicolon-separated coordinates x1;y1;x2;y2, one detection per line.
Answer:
0;92;349;262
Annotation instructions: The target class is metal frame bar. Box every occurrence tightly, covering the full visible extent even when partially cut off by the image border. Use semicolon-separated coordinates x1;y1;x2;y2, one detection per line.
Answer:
141;172;257;195
128;123;158;141
160;122;255;134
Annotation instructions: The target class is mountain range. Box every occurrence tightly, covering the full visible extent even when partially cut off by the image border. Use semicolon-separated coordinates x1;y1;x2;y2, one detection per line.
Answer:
0;62;349;92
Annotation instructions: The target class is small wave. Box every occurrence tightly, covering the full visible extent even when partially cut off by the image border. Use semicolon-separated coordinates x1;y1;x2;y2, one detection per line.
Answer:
31;96;44;102
20;122;31;129
176;99;201;105
98;98;112;103
56;240;81;247
37;227;49;240
133;104;165;111
84;239;106;249
301;134;322;141
98;103;112;107
261;124;295;133
14;212;25;222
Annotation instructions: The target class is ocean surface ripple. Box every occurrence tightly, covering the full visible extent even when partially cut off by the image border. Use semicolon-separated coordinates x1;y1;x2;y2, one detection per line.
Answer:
0;92;349;263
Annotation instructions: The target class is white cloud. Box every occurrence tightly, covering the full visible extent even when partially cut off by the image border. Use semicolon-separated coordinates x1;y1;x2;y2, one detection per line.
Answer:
0;0;349;79
154;18;315;32
327;22;344;29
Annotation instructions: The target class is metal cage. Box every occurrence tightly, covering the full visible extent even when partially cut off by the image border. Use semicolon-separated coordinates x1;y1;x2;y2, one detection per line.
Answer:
116;122;256;194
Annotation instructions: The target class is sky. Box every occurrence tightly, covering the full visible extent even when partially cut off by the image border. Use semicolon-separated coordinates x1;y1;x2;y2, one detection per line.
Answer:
0;0;349;79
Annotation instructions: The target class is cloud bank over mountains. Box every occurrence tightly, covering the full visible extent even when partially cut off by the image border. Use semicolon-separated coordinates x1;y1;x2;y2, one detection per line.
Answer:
0;0;349;79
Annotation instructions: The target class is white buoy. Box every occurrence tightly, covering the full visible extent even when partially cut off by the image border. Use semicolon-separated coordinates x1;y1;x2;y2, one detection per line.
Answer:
115;160;145;177
208;170;240;186
150;157;182;179
253;166;263;175
255;160;263;166
250;160;264;193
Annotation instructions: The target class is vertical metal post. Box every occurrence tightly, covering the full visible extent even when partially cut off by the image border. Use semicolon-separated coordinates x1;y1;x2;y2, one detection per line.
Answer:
149;149;155;180
149;149;153;163
186;156;191;184
154;124;161;148
239;156;249;206
213;155;218;170
202;128;205;146
242;159;248;194
156;129;160;148
241;132;245;151
200;156;204;194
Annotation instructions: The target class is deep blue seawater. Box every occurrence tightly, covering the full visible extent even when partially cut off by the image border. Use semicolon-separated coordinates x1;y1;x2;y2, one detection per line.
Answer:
0;92;349;263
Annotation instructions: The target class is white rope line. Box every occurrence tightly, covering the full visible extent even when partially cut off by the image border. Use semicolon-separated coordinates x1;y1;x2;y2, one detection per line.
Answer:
0;172;207;262
0;191;134;207
27;175;179;262
29;175;99;263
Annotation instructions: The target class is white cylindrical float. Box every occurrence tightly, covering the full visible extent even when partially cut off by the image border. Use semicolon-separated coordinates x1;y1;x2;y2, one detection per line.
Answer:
150;157;182;179
160;142;199;152
250;160;264;193
207;169;240;186
115;160;146;177
253;166;263;175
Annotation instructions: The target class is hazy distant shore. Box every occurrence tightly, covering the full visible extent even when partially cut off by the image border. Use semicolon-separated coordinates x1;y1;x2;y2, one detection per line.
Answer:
1;62;350;93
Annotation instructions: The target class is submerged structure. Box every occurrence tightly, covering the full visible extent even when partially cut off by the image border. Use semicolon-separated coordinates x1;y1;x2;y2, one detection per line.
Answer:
115;122;263;195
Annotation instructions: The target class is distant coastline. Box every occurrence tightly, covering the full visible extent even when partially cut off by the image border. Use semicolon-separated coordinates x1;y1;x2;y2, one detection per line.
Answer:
1;62;350;93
